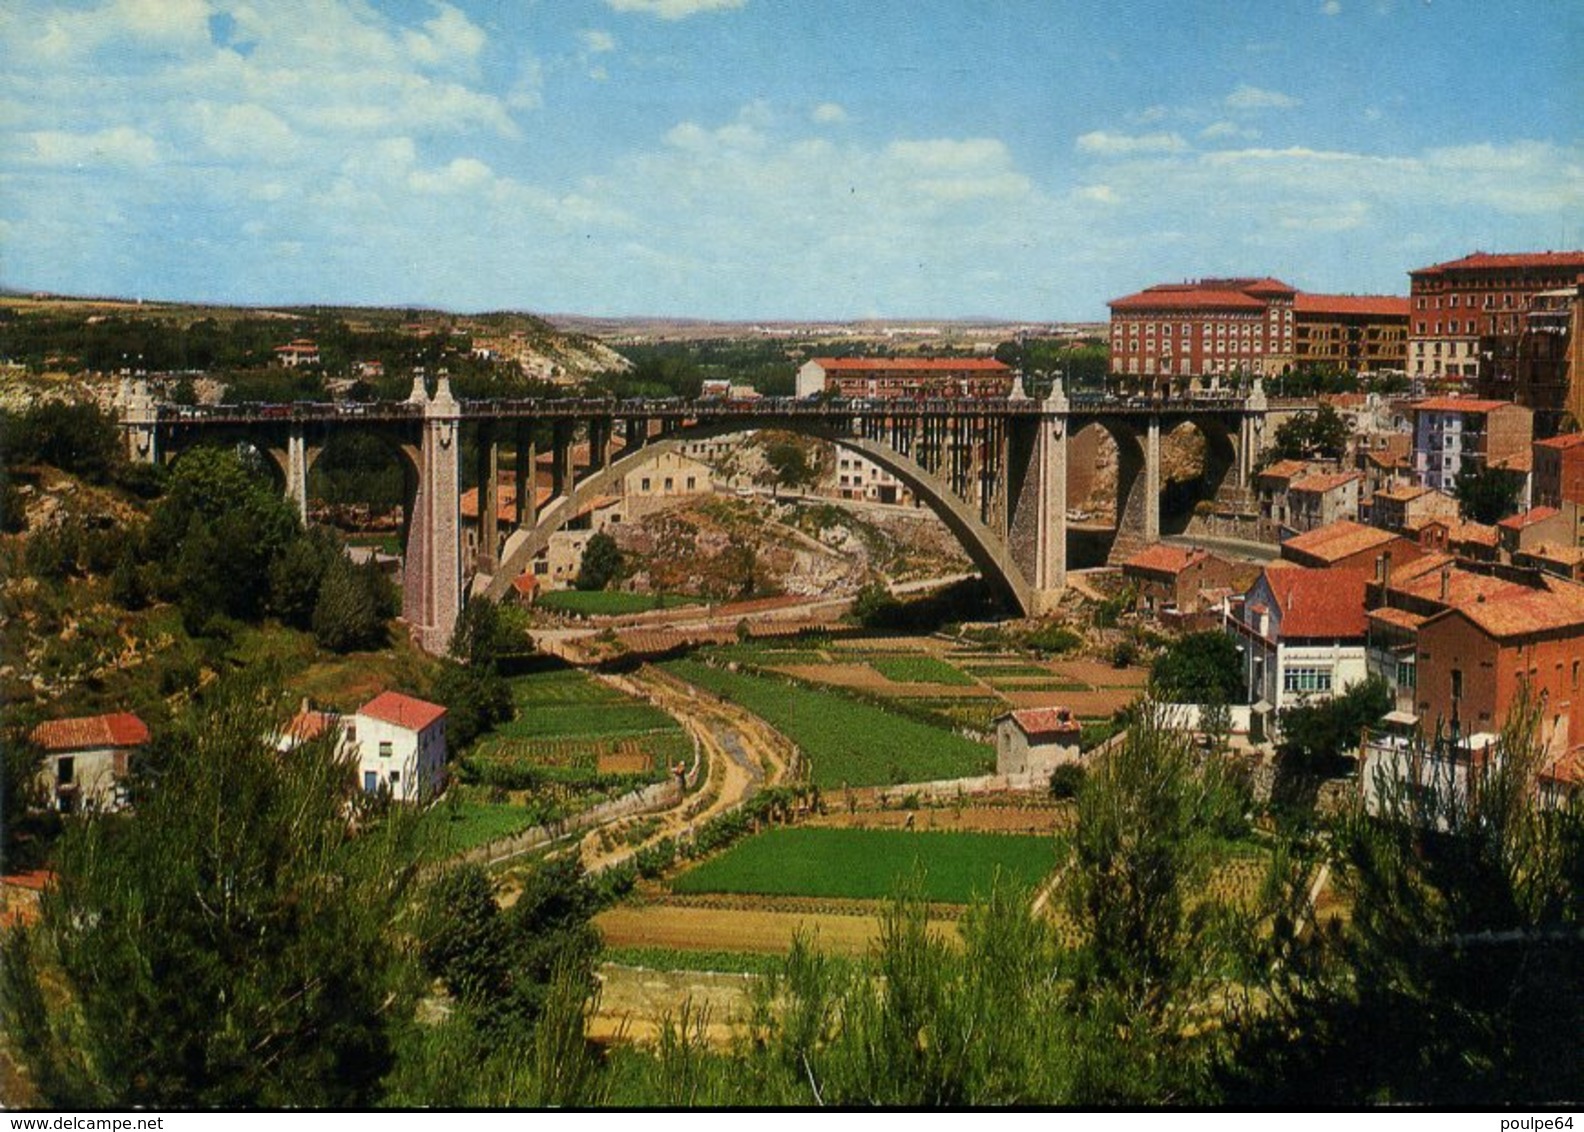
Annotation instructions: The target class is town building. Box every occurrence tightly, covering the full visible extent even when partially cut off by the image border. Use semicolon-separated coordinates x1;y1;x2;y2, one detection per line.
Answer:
1533;434;1584;545
1121;543;1252;617
1496;506;1572;560
1285;471;1363;534
1406;252;1584;422
794;357;1013;399
994;707;1083;777
1409;397;1533;494
1222;566;1371;729
1512;543;1584;583
1254;459;1310;538
1279;519;1422;573
832;451;914;505
1107;277;1297;382
29;712;149;813
273;339;320;368
624;450;715;515
1292;293;1410;374
1354;433;1415;503
1415;586;1584;759
1366;484;1459;535
347;691;447;802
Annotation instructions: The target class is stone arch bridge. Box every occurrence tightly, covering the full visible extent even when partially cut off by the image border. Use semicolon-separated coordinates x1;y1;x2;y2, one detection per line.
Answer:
120;376;1269;652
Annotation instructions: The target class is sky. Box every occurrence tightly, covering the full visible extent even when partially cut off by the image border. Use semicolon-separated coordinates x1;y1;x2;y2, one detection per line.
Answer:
2;0;1581;321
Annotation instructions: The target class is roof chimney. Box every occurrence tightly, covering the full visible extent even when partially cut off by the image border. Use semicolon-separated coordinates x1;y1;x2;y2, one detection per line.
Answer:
1439;561;1453;603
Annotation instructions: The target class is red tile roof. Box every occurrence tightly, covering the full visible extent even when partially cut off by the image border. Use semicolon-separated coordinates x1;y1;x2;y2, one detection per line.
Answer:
1282;519;1400;564
511;573;541;595
1257;459;1310;481
1497;506;1560;531
1289;471;1361;494
809;357;1010;372
1263;567;1369;638
1005;707;1082;740
282;709;338;745
30;712;149;753
1434;587;1584;640
1122;543;1206;576
358;691;447;732
1412;251;1584;276
1411;397;1515;413
1534;433;1584;451
1294;293;1409;318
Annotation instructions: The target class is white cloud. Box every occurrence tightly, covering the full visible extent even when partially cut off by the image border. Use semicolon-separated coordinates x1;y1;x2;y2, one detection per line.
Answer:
580;29;617;53
403;3;488;67
1076;130;1190;156
812;102;847;124
23;126;160;168
603;0;745;19
1075;184;1120;205
1225;84;1300;111
408;156;494;195
1321;0;1343;15
1200;120;1260;142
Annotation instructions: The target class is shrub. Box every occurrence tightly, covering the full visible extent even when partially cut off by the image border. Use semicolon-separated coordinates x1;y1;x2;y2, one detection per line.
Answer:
1023;623;1082;656
1048;763;1086;799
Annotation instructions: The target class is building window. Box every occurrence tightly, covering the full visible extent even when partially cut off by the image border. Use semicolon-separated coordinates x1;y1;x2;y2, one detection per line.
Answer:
1396;660;1416;689
379;741;393;759
57;756;74;786
1451;668;1463;700
1283;667;1333;694
346;724;357;742
641;478;651;491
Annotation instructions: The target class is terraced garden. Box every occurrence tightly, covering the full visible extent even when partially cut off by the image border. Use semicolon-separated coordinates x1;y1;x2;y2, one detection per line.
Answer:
465;667;685;790
536;590;706;617
661;658;993;788
669;827;1059;904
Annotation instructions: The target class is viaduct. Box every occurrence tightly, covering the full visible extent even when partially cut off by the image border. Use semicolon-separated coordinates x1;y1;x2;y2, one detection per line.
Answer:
119;376;1270;653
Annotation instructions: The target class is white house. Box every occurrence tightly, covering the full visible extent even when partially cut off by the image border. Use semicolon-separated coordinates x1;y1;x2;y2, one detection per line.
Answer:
994;707;1082;777
346;691;448;802
29;712;149;814
1222;566;1371;736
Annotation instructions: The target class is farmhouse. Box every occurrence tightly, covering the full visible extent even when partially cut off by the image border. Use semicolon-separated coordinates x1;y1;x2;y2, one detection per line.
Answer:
347;691;448;802
30;712;149;814
994;707;1082;777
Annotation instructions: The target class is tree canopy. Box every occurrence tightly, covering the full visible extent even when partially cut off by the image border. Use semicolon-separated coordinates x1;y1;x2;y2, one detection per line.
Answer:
1149;631;1244;704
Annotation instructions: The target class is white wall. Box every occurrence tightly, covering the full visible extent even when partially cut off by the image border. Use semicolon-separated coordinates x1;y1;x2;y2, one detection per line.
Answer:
347;715;445;802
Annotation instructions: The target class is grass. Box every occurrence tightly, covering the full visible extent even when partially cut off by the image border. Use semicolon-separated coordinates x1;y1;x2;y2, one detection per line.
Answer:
663;659;993;788
868;655;976;686
467;666;688;790
419;799;541;855
670;827;1059;904
537;590;705;616
958;662;1053;678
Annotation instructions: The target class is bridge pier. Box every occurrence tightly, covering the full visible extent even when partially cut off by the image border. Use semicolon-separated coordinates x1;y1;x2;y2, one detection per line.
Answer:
1143;414;1161;544
285;428;312;527
477;422;499;573
513;424;536;530
403;376;462;655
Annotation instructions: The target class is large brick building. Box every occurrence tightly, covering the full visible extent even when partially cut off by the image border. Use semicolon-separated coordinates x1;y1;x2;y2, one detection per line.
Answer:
795;357;1013;399
1107;278;1408;383
1406;251;1584;431
1107;277;1297;381
1292;293;1409;374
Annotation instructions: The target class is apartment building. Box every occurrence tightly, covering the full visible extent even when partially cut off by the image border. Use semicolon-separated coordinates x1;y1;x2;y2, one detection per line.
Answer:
795;357;1013;399
1292;294;1409;373
1107;277;1296;381
1409;397;1533;493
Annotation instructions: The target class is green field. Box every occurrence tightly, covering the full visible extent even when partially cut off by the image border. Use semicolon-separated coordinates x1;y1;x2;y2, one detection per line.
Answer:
960;663;1055;678
868;655;976;686
537;590;705;616
469;667;685;789
420;799;541;855
662;659;993;788
670;827;1059;903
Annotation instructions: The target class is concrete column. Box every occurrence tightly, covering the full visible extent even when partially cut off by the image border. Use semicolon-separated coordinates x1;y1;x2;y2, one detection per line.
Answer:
1033;408;1068;608
286;427;310;526
121;378;159;464
513;423;532;530
551;421;574;499
477;423;499;573
1144;414;1161;543
408;377;462;654
591;418;610;471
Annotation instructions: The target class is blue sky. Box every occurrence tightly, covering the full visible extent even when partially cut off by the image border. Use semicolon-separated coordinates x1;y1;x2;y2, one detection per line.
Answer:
2;0;1580;320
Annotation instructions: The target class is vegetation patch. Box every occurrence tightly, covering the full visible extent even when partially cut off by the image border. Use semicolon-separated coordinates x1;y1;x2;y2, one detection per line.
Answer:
867;655;975;686
601;947;784;977
662;659;993;787
670;827;1058;904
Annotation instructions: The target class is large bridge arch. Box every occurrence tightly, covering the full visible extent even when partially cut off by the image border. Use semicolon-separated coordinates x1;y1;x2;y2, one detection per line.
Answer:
480;419;1037;611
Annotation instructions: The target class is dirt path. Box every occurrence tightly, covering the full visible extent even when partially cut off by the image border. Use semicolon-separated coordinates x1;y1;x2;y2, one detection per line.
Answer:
577;665;796;874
